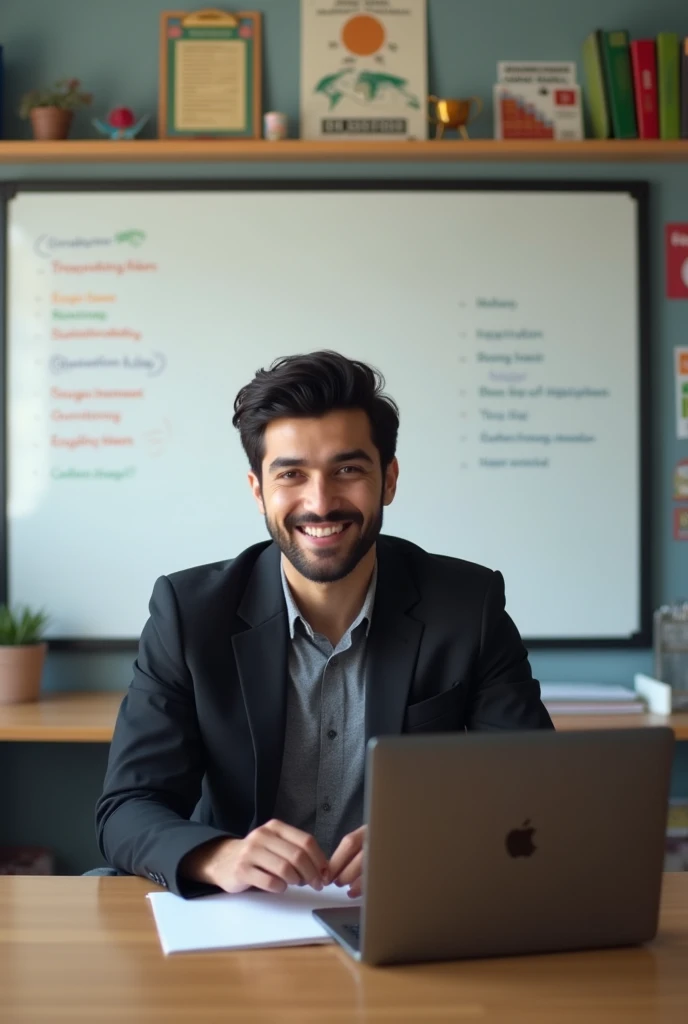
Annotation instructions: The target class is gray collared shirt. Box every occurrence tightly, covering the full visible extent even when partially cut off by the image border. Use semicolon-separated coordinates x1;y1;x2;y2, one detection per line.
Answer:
272;562;377;858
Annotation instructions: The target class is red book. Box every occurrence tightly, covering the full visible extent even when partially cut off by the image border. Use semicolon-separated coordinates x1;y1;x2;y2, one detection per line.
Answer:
630;39;659;138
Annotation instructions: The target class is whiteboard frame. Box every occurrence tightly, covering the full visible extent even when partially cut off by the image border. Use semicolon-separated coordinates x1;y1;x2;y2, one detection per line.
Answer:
0;179;651;651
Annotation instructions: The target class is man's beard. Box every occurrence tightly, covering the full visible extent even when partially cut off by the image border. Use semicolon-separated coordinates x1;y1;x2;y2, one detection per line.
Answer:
264;504;383;583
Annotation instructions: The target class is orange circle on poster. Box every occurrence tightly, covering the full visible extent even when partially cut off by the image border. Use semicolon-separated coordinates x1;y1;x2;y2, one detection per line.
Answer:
341;14;386;56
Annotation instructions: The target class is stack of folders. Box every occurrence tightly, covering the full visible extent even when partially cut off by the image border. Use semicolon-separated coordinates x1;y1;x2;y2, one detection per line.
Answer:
582;29;688;139
540;683;646;716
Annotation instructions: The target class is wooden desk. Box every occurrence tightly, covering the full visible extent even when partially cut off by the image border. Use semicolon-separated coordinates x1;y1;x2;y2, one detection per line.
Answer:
0;690;687;743
0;875;686;1023
552;711;688;737
0;690;123;742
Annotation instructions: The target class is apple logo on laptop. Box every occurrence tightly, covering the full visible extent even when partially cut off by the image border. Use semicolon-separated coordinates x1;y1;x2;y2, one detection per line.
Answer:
505;819;537;858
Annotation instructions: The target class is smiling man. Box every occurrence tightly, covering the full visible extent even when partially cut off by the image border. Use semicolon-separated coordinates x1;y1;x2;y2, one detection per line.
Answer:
96;351;552;899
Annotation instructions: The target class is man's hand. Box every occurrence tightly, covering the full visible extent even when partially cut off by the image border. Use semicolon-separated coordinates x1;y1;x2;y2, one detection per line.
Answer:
180;820;330;894
328;825;366;898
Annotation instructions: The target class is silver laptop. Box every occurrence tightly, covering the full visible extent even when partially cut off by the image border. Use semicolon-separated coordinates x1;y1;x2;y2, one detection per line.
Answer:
313;728;674;966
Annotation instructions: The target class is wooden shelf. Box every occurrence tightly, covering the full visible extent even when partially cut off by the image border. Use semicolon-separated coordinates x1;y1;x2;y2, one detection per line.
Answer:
1;138;688;165
0;691;687;743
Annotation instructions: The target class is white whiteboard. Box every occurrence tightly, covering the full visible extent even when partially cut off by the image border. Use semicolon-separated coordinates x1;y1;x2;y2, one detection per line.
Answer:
5;185;646;643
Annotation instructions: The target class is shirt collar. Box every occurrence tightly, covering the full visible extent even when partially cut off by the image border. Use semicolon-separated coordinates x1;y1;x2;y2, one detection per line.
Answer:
280;559;378;640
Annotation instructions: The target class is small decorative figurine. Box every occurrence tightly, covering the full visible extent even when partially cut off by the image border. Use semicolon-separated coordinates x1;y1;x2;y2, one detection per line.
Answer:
93;107;149;140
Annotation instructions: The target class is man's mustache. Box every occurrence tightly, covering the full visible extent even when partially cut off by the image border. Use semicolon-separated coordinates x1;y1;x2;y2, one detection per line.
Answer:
286;510;364;528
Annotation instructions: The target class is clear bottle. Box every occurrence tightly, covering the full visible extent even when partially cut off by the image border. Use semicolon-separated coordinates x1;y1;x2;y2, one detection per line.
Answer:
654;603;688;711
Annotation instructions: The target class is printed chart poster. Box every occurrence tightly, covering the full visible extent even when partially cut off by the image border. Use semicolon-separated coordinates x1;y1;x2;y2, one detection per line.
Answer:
677;347;688;439
300;0;427;141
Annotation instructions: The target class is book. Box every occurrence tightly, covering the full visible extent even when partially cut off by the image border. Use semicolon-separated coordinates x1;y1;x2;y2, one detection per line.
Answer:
540;684;641;701
582;31;610;138
681;38;688;138
545;703;644;715
657;32;680;139
667;799;688;838
600;30;638;138
540;683;646;715
630;40;659;138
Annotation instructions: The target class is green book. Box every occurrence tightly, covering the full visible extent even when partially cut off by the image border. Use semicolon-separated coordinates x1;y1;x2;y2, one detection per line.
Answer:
600;30;637;138
657;32;680;139
582;30;610;138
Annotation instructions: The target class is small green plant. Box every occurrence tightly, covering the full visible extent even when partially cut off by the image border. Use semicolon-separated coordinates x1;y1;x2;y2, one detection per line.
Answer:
0;605;49;645
19;78;92;119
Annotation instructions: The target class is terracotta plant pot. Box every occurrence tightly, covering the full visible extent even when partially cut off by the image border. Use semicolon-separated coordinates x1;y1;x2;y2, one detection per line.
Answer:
29;107;73;140
0;644;47;704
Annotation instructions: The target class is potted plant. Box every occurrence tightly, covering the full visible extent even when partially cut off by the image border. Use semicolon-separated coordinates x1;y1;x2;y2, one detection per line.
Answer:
0;606;49;705
19;78;92;140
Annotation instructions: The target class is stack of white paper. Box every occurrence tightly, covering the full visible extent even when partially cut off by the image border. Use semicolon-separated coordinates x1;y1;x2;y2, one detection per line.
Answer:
147;883;361;955
540;683;645;714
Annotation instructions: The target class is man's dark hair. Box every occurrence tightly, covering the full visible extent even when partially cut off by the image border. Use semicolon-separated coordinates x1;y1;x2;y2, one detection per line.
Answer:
232;350;400;476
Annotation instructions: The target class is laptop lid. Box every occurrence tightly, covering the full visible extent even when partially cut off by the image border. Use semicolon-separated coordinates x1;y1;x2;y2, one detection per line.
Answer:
358;728;674;965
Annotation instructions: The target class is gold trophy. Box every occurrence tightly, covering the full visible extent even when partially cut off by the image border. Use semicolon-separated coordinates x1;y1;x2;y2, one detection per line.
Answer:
428;95;483;139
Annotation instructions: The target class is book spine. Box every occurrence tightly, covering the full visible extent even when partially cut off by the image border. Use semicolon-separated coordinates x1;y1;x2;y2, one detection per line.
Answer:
630;40;659;138
681;38;688;138
601;30;638;138
658;32;680;139
581;31;610;138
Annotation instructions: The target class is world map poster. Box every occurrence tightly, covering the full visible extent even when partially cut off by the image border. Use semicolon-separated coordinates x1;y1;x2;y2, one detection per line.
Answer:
300;0;427;140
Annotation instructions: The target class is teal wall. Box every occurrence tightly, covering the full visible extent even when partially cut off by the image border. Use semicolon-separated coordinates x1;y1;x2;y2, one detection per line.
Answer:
1;0;687;872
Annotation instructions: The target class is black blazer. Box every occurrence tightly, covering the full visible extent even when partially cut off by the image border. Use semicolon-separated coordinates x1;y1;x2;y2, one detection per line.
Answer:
96;536;552;897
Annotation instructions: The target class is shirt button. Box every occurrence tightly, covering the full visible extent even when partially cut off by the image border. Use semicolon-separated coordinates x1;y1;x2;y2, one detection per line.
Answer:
327;729;337;739
322;801;331;813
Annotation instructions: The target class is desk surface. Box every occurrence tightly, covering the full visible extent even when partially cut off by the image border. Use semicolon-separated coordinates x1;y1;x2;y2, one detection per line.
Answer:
0;874;687;1023
0;690;687;743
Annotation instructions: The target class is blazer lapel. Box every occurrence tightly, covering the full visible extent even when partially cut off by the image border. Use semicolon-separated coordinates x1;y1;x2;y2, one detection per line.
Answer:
366;539;424;741
233;543;289;828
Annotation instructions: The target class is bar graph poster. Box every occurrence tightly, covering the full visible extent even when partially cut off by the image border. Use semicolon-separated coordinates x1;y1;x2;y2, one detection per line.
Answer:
300;0;427;141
